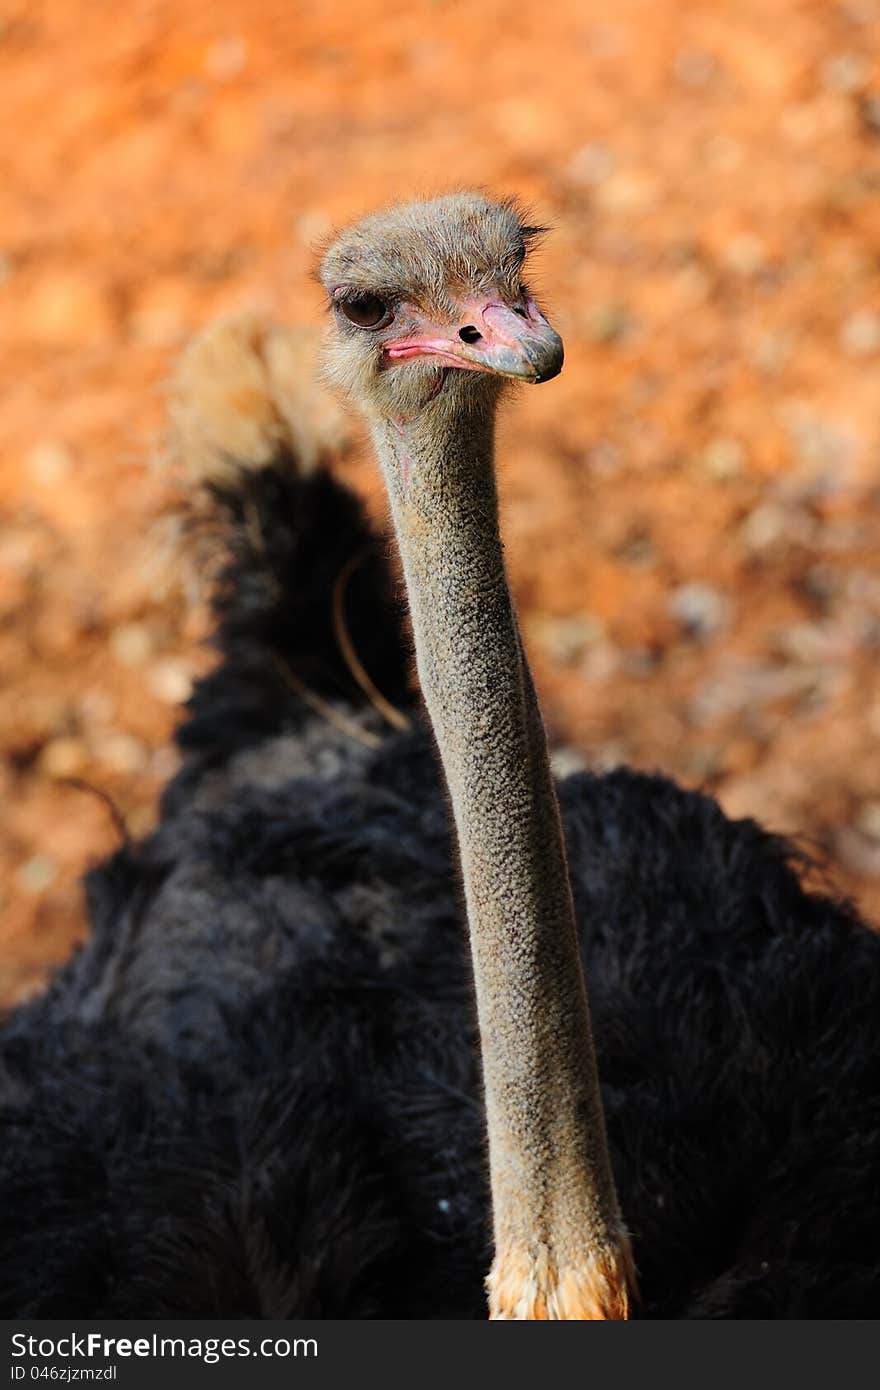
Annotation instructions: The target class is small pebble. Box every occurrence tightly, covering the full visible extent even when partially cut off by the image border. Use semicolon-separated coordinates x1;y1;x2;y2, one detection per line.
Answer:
748;330;792;375
550;746;588;779
592;741;628;771
80;688;116;723
740;502;787;551
776;622;829;664
535;613;605;665
151;746;182;781
856;801;880;841
148;659;193;705
781;402;855;476
597;169;656;213
17;856;57;894
27;440;73;484
38;737;88;779
835;825;880;879
669;583;728;640
723;235;766;276
96;732;147;774
840;309;880;357
111;623;153;668
821;52;867;94
582;641;620;682
701;437;745;480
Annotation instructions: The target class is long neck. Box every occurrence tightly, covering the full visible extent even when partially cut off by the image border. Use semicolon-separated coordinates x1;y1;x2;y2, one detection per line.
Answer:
371;390;634;1319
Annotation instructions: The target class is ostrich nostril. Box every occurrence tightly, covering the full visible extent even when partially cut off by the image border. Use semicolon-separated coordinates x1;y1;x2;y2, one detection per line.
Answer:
459;325;482;344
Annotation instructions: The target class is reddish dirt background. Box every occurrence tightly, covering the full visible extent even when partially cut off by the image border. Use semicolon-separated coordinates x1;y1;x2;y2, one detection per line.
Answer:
2;0;880;1005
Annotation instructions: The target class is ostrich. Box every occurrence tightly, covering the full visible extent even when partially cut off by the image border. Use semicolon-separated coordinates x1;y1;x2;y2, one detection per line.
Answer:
1;195;879;1320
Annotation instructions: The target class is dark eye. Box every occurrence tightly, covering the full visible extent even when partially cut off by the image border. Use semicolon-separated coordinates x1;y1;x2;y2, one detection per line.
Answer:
339;294;390;329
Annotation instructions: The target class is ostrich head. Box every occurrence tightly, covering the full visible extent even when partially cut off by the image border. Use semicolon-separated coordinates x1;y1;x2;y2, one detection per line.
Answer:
319;193;563;419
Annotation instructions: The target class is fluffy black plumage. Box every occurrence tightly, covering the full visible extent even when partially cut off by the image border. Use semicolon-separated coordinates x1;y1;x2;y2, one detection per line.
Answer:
1;457;878;1319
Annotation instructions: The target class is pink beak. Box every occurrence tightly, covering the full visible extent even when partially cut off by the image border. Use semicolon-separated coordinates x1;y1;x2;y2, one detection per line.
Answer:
384;297;563;384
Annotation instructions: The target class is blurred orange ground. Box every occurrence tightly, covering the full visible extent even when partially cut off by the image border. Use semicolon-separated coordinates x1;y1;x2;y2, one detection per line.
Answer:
2;0;880;1004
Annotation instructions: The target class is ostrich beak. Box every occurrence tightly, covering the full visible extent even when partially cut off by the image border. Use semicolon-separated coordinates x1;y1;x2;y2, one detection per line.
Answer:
384;298;564;384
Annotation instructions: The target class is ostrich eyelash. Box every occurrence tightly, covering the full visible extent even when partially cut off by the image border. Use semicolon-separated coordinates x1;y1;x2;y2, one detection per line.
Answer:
332;286;398;307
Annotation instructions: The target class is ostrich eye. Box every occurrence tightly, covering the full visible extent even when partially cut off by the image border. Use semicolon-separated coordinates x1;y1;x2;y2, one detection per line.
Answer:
340;294;390;329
